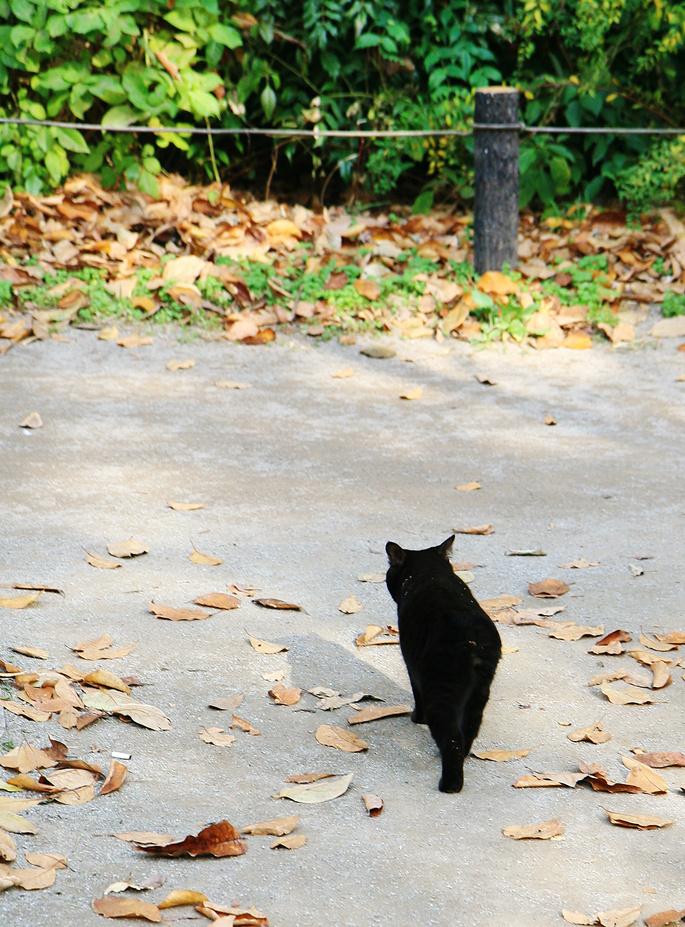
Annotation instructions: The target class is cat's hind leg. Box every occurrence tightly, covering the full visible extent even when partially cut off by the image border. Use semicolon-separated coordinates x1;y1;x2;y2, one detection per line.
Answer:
408;672;426;724
461;663;498;757
422;665;473;793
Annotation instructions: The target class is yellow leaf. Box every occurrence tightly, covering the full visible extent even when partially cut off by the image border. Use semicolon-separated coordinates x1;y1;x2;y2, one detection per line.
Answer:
353;278;381;300
167;358;195;371
502;818;563;840
270;834;306;849
246;630;287;654
315;725;368;752
0;592;41;609
167;502;205;511
473;748;531;762
98;326;119;341
189;547;222;566
86;551;121;570
158;890;209;910
456;481;481;491
400;387;423;400
338;595;362;614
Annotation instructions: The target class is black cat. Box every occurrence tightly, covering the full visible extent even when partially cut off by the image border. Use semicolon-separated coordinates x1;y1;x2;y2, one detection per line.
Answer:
386;535;501;793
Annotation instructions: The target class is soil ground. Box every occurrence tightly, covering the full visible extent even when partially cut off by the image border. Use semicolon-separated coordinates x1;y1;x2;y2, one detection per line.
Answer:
1;325;685;927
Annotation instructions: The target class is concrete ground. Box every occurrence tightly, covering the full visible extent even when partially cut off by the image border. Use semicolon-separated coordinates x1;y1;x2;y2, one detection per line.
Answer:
1;324;685;927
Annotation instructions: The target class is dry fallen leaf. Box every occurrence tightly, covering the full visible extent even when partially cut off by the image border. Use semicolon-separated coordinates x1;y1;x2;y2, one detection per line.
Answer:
400;387;423;400
622;756;668;793
167;501;205;511
92;896;162;922
215;380;251;389
0;742;58;774
456;481;481;491
157;890;208;910
19;412;43;429
655;630;685;644
110;832;173;847
589;629;632;655
194;593;240;610
107;539;149;559
0;810;38;833
543;414;557;426
230;715;260;735
316;725;368;752
568;720;610;744
528;578;569;598
478;595;523;611
354;278;381;300
209;693;244;712
560;558;600;569
605;810;673;830
476;374;497;385
274;773;353;803
331;367;354;378
361;793;384;817
347;705;411;725
639;632;677;652
0;831;16;861
630;751;685;767
133;820;246;858
83;669;130;694
246;630;287;654
86;551;122;570
502;818;563;840
339;595;363;614
271;834;306;850
645;910;685;927
11;646;49;660
254;598;302;610
284;772;334;784
100;760;127;796
454;525;494;535
199;727;236;747
600;681;654;705
80;689;171;731
473;748;531;762
117;334;154;349
148;602;209;622
269;684;301;706
166;358;195;371
71;633;135;661
357;573;386;583
189;546;222;566
589;669;629;686
242;815;299;836
98;326;119;341
550;624;604;641
0;592;41;609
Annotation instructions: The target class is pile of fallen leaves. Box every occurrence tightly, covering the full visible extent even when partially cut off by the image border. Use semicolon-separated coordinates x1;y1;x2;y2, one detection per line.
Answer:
1;175;685;354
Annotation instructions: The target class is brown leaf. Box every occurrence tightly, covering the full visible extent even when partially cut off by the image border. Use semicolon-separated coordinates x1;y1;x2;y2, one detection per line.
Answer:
0;831;16;862
562;331;593;350
605;810;673;829
655;630;685;644
71;633;135;661
549;624;604;640
86;551;122;570
589;669;629;686
528;578;569;598
589;629;632;655
189;547;222;566
19;412;43;429
631;751;685;767
456;481;481;491
0;592;41;609
357;573;386;583
568;720;610;744
148;602;209;622
639;631;678;652
231;714;260;735
622;756;668;793
454;525;494;535
315;725;368;752
645;910;685;927
284;773;334;784
0;700;51;722
133;820;247;858
215;380;251;389
199;727;236;747
117;334;154;349
399;387;423;400
24;852;67;871
254;598;302;610
194;593;240;610
209;693;244;712
502;818;563;840
107;539;149;559
100;760;127;796
166;358;195;371
167;501;206;511
478;595;523;611
338;595;363;614
473;748;531;762
600;681;653;705
242;815;299;836
331;367;354;378
11;646;49;660
543;414;557;425
560;558;600;569
477;271;519;296
157;890;208;910
562;912;595;926
0;743;57;774
82;670;130;694
355;624;399;646
271;834;306;850
110;832;173;847
4;866;57;890
362;793;384;817
650;661;672;689
269;684;301;706
246;630;287;654
241;327;275;345
353;278;380;300
347;705;411;725
92;896;162;921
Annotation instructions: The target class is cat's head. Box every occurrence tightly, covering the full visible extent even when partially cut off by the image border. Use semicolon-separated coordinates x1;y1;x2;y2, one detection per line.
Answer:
385;535;455;600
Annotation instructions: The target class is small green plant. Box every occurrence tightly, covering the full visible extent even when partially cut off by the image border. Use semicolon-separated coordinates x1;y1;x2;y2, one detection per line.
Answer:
662;289;685;317
616;138;685;213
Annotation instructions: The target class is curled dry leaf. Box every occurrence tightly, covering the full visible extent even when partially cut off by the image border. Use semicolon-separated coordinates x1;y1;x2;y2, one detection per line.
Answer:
347;705;410;725
157;890;208;910
560;558;600;569
651;662;672;689
189;547;222;566
630;751;685;768
0;811;38;833
0;592;41;609
148;602;209;622
92;896;162;922
194;593;240;610
71;633;135;661
86;552;122;570
107;539;149;559
361;344;395;359
562;910;643;927
0;743;57;774
454;525;494;535
315;725;368;753
100;760;127;796
242;814;300;836
269;685;301;706
83;670;130;694
81;688;172;731
502;818;563;840
473;748;531;762
230;715;260;735
339;595;363;614
284;773;334;784
199;727;236;747
400;387;423;400
354;278;381;300
133;820;247;858
271;834;306;850
209;693;244;712
639;632;677;652
166;358;195;371
589;630;632;655
215;380;251;389
254;598;302;610
476;375;497;385
274;773;353;804
331;367;354;378
506;549;547;557
98;326;118;341
549;624;604;641
0;700;50;722
117;334;153;349
456;480;481;491
246;630;287;654
655;630;685;644
600;682;653;705
478;595;523;611
362;793;384;817
263;671;285;683
568;721;610;744
357;573;386;583
11;647;49;660
645;910;685;927
605;810;673;829
167;502;205;511
528;578;569;598
20;412;43;429
0;831;16;862
355;624;399;646
110;832;173;847
622;756;668;793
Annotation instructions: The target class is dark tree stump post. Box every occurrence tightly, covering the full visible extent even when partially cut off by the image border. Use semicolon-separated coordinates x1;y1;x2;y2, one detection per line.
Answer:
473;87;519;275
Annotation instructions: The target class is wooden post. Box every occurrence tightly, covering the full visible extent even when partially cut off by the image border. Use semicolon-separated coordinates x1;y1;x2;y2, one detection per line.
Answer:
473;87;519;275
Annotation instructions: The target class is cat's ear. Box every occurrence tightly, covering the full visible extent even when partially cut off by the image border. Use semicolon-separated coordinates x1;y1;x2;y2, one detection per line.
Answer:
386;541;406;567
438;535;455;559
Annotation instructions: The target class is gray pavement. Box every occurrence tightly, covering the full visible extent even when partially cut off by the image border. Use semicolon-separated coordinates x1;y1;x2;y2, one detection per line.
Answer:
1;326;685;926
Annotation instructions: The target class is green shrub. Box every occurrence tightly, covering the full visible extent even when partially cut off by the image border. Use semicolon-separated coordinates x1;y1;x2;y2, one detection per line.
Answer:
662;289;685;317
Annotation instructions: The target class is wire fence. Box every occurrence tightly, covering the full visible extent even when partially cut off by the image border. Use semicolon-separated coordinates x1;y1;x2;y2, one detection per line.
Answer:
1;117;685;137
